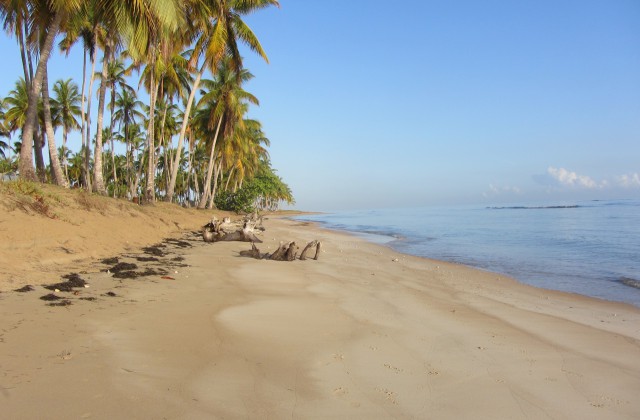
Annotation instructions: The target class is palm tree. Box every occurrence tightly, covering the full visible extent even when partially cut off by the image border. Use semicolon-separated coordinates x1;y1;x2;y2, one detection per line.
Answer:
104;58;132;192
113;88;144;196
4;77;48;178
52;78;81;178
196;59;258;209
113;0;183;202
60;0;102;191
165;0;279;203
11;0;83;182
3;78;29;135
0;98;10;159
40;66;68;186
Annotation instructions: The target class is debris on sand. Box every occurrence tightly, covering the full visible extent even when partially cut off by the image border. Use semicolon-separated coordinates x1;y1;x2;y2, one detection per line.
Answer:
107;262;138;273
101;257;119;265
40;293;64;301
136;256;160;262
112;267;169;279
163;238;193;248
14;285;35;292
48;300;72;307
142;244;166;257
104;291;117;297
43;273;87;292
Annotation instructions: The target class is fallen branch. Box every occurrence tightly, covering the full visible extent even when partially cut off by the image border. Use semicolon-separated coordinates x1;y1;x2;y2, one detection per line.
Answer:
203;217;263;243
240;240;321;261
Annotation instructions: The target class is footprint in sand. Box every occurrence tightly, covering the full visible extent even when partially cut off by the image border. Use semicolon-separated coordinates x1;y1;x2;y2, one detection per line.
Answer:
332;386;348;397
375;387;398;405
384;363;404;374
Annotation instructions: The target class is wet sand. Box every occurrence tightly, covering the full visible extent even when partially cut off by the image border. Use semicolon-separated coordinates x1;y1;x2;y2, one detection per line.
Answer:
1;217;639;419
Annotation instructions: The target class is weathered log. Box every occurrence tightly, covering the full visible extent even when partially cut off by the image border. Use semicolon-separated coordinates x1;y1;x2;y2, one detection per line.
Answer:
241;240;319;261
239;242;263;259
203;229;215;243
314;241;322;260
300;240;318;260
269;241;289;260
285;241;298;261
202;217;263;243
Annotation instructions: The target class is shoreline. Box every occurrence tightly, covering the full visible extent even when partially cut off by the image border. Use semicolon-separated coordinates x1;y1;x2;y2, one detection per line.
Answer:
293;211;640;309
2;215;640;418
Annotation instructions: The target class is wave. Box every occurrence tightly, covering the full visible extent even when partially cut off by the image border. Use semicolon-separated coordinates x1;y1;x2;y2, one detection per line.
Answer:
487;205;580;210
620;277;640;290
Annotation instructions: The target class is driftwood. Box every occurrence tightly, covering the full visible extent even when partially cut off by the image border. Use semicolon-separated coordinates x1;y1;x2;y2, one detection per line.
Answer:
240;240;321;261
203;217;263;243
299;240;322;260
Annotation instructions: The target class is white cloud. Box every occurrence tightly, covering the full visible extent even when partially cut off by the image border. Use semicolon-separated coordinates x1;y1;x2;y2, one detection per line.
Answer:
547;167;603;189
616;173;640;188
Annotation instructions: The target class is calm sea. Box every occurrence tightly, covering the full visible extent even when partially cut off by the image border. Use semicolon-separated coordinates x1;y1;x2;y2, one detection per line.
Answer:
296;199;640;307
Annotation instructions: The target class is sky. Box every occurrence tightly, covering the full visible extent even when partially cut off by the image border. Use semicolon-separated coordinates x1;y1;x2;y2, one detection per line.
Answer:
1;0;639;211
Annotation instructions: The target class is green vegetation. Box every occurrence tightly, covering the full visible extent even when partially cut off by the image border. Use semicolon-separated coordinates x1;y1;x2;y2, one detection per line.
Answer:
215;165;294;213
0;0;293;212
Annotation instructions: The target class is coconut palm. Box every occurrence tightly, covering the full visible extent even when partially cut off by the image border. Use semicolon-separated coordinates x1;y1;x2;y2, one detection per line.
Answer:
196;59;258;209
8;0;83;182
113;89;144;196
0;98;10;159
59;0;103;191
165;0;279;203
103;58;132;192
3;78;29;134
52;78;81;178
40;66;68;186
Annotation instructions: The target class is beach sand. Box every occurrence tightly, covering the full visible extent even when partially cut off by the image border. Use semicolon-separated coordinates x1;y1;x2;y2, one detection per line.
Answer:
1;188;639;418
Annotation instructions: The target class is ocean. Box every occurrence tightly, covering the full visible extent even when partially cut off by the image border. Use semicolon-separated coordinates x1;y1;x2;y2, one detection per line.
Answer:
295;199;640;308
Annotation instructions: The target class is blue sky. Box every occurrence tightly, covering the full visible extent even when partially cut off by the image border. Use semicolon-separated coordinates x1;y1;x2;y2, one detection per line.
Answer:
1;0;639;211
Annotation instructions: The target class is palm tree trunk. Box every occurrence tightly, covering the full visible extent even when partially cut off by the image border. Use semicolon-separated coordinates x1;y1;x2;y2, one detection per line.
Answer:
166;64;205;202
198;114;223;209
207;158;224;209
224;166;235;192
80;46;88;186
17;20;31;88
18;12;63;182
93;42;111;195
84;48;98;191
42;68;69;187
34;130;46;182
145;74;159;202
212;158;223;200
62;126;69;179
108;73;118;196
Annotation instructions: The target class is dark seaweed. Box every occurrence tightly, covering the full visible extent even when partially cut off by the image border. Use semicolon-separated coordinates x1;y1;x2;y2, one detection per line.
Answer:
112;268;169;279
101;257;119;265
14;285;35;292
163;238;192;248
40;293;64;301
43;273;87;292
48;300;72;307
104;291;117;297
142;245;166;256
108;262;138;272
136;256;160;262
